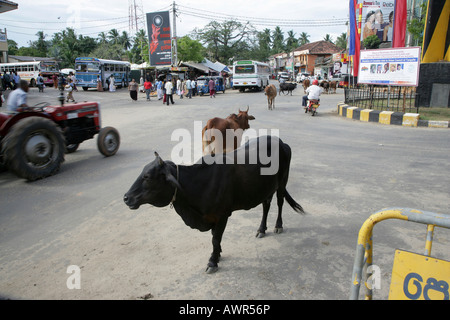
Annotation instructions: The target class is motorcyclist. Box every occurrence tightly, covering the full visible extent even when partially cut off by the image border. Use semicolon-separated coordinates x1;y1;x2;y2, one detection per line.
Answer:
302;79;323;108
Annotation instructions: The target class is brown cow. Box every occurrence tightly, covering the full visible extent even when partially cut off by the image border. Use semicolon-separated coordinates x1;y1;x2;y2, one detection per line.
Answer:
264;84;277;110
202;107;255;155
329;81;337;94
302;79;310;94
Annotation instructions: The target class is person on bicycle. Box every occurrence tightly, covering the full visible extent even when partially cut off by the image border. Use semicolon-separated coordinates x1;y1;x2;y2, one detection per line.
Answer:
302;79;323;108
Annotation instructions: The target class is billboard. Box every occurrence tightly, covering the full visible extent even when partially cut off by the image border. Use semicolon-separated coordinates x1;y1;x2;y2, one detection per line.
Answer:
146;11;172;66
358;47;421;86
359;0;396;43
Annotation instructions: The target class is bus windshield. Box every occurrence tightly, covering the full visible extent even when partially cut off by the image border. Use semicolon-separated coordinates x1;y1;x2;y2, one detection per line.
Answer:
235;65;255;74
41;63;58;72
76;62;100;72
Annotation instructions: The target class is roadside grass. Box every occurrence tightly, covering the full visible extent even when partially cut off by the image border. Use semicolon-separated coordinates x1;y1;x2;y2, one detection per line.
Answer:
418;108;450;121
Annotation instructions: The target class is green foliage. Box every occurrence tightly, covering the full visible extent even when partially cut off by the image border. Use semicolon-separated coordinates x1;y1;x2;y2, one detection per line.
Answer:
362;34;381;49
407;2;427;47
177;36;205;63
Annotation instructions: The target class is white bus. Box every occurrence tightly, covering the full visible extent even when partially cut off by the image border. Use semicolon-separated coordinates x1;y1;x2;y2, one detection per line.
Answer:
232;60;270;92
0;60;60;87
75;57;130;91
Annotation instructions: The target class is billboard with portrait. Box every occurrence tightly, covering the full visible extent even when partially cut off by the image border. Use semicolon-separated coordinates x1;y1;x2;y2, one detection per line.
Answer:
146;11;172;66
358;47;421;86
360;0;396;43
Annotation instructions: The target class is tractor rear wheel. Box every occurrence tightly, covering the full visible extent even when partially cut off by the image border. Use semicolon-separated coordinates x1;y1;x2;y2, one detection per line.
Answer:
2;117;65;181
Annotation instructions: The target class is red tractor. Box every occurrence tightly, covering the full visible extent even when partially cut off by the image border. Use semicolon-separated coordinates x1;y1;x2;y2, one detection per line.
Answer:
0;97;120;181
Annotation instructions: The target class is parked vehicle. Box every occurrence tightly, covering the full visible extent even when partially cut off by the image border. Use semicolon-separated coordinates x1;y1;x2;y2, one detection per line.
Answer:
196;76;226;96
0;97;120;180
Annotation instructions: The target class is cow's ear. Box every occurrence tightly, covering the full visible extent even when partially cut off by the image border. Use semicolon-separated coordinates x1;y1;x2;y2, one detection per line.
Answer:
248;115;255;120
166;173;182;190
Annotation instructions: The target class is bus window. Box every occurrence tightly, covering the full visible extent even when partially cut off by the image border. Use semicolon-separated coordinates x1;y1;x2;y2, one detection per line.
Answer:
235;65;255;74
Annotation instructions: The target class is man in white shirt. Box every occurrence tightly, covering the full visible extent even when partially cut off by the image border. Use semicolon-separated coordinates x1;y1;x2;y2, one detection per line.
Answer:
185;79;192;99
302;79;323;107
7;80;29;112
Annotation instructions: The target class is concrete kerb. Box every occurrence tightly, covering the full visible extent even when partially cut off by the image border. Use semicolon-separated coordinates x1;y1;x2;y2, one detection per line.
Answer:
337;102;450;128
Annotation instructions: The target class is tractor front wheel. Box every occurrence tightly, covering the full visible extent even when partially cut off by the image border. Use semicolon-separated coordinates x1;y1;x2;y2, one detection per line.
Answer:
97;127;120;157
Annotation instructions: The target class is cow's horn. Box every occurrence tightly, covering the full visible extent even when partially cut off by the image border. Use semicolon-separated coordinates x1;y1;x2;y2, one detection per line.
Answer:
246;105;249;112
154;151;164;165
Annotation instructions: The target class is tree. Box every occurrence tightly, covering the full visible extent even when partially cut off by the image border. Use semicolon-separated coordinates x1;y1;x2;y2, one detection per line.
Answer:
193;20;255;62
272;26;285;53
177;36;204;63
298;32;310;46
285;30;298;52
323;34;334;43
7;39;18;55
362;34;381;49
335;32;347;50
107;29;121;45
407;2;427;47
120;31;132;51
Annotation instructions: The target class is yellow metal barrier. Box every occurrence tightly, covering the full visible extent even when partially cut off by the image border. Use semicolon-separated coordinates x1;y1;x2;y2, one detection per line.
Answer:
350;207;450;300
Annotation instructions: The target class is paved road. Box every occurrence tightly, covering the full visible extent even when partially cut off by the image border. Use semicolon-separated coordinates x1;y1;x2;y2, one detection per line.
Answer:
1;82;449;300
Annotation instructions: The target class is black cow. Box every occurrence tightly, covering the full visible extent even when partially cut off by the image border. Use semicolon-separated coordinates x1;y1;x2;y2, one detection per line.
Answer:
124;136;304;274
279;82;297;96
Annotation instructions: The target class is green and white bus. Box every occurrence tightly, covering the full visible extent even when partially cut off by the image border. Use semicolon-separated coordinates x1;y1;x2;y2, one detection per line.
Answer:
232;60;270;92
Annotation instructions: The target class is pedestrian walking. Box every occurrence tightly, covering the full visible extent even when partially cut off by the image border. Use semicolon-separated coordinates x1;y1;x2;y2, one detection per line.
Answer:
128;79;138;101
186;79;192;99
144;78;152;101
13;71;20;90
65;78;75;102
156;79;163;100
52;74;58;89
165;79;174;105
36;73;45;92
96;75;103;91
109;75;116;92
192;79;197;96
209;78;216;98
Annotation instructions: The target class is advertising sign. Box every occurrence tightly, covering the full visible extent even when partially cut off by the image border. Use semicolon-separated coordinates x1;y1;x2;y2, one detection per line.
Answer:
146;11;172;66
358;47;421;86
389;250;450;300
360;0;396;43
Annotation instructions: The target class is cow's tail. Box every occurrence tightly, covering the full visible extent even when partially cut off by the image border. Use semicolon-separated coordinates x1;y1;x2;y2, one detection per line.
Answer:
284;190;305;214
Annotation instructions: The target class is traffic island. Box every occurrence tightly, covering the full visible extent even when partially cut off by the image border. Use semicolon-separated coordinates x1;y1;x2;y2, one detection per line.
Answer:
337;103;450;128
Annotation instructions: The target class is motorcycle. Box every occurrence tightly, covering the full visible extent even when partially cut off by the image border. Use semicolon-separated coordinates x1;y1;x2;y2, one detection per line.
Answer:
305;99;319;116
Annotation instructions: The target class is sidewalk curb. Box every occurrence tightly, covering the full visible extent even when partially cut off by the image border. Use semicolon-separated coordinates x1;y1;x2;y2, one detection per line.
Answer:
337;102;450;128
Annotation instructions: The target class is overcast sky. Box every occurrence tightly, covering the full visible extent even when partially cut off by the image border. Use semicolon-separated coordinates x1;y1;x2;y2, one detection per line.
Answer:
2;0;349;50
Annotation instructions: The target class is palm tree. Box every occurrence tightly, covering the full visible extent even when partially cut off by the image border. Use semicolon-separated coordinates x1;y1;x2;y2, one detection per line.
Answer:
285;30;298;51
323;34;334;43
107;29;120;45
120;31;132;51
298;32;310;46
97;32;108;44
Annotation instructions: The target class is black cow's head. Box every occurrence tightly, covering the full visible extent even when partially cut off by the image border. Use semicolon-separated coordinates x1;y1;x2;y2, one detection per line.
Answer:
124;152;181;210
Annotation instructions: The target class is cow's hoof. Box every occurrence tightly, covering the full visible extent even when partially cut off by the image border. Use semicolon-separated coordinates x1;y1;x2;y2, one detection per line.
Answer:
256;231;266;238
274;227;284;234
205;265;218;274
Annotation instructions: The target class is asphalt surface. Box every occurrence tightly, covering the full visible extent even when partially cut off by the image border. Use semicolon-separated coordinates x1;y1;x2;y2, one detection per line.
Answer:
0;81;449;300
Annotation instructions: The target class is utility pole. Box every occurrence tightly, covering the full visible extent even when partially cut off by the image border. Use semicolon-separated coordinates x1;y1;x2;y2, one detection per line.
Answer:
172;1;178;66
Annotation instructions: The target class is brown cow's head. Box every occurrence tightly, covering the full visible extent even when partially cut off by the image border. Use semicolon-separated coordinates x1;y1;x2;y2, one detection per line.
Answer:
236;106;255;130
